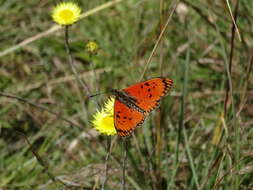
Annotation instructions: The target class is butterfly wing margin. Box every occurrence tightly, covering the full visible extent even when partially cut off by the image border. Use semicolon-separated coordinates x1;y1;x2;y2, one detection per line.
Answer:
123;77;173;113
114;99;145;137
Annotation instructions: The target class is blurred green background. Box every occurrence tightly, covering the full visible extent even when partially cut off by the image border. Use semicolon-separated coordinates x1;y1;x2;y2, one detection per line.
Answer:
0;0;253;189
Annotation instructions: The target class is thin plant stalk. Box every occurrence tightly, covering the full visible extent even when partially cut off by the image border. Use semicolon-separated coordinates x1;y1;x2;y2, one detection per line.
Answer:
181;44;200;189
223;0;239;117
225;0;241;41
214;1;240;188
154;0;165;187
171;42;201;189
155;109;162;184
101;137;112;190
89;54;101;107
64;26;101;112
122;139;128;190
14;129;81;188
237;53;253;116
183;128;200;190
0;92;82;130
159;0;165;76
88;52;110;189
139;0;179;81
64;26;91;98
176;46;188;162
175;38;190;165
228;1;240;189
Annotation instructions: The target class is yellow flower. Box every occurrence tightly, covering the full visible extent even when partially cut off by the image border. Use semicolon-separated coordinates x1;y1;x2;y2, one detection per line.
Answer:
86;41;99;54
92;98;116;136
52;2;81;25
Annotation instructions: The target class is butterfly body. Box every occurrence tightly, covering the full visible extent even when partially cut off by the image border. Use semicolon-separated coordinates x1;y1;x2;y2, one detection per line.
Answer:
111;89;146;115
112;77;173;137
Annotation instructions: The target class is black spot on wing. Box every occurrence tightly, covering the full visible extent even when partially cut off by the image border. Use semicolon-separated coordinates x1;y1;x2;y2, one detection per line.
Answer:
161;78;173;95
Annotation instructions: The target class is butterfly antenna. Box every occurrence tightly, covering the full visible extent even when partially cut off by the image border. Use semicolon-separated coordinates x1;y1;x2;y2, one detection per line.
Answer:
89;91;111;98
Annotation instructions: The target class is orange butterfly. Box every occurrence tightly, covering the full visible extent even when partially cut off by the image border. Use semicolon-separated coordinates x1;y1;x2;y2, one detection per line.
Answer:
111;77;173;137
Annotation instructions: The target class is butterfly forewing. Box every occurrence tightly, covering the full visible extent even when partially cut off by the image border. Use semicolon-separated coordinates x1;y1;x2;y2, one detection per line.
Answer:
114;100;145;137
123;77;173;113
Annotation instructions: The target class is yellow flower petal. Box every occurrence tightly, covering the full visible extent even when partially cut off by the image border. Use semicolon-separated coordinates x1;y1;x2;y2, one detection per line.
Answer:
92;98;116;136
104;97;115;114
52;2;81;25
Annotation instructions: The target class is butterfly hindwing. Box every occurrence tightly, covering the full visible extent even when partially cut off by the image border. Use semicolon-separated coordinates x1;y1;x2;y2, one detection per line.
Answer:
114;99;145;137
123;77;173;113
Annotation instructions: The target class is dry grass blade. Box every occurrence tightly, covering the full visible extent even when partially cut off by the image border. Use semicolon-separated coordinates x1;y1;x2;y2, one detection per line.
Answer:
0;92;83;130
223;0;239;116
225;0;241;41
237;52;253;116
15;129;72;188
139;0;179;81
213;151;253;189
11;68;111;94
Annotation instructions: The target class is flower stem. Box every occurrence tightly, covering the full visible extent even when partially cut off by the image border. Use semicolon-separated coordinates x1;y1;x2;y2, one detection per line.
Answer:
101;137;112;190
64;26;91;97
89;54;101;107
122;139;127;190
